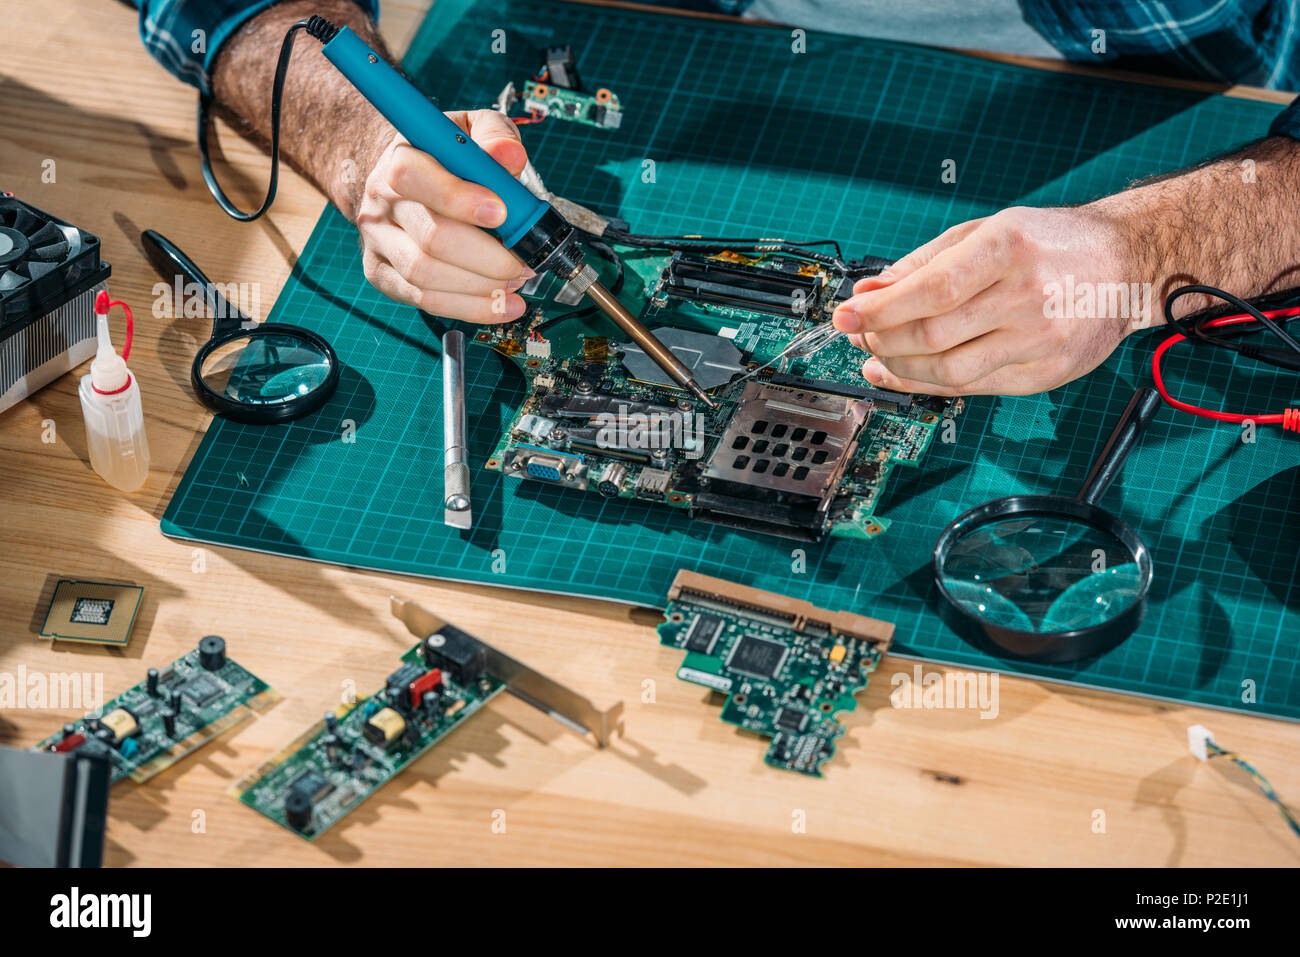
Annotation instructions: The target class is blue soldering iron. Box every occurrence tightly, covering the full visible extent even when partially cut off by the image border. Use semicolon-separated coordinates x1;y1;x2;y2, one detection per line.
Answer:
305;17;715;407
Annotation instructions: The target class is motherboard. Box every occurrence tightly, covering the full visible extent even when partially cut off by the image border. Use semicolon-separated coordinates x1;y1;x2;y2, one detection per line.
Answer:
471;245;963;542
658;570;894;775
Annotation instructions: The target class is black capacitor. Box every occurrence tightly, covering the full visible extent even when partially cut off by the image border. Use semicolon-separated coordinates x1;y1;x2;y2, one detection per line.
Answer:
283;790;313;831
323;712;338;734
162;708;177;738
169;689;182;714
198;634;227;671
146;668;160;697
62;723;77;738
322;733;340;764
421;690;441;720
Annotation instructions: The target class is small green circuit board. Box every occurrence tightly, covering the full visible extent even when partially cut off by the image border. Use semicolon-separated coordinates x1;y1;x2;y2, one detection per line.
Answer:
657;571;894;776
230;641;505;840
32;638;277;785
522;79;622;128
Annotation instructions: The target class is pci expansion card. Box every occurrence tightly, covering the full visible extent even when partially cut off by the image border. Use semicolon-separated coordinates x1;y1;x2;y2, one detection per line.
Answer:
658;570;894;775
32;636;278;784
231;597;624;840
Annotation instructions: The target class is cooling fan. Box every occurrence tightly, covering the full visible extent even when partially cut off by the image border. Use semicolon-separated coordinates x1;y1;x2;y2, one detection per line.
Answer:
0;194;111;413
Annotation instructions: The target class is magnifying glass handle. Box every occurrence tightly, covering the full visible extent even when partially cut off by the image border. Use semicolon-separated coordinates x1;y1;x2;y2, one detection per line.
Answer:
1077;386;1162;506
141;229;253;336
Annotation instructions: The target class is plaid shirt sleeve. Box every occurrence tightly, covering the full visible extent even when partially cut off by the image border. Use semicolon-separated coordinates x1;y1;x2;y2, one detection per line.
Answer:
1014;0;1300;140
127;0;380;94
128;0;1300;138
674;0;1300;140
1269;98;1300;139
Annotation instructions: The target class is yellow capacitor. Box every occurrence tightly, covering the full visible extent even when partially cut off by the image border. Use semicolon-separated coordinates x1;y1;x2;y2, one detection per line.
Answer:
99;707;139;744
829;645;847;664
363;707;406;747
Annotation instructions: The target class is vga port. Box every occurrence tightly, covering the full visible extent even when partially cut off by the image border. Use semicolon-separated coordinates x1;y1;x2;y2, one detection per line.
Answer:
526;455;567;481
502;447;588;489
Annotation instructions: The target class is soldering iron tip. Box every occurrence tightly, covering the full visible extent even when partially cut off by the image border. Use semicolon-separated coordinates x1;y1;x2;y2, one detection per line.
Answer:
691;383;718;409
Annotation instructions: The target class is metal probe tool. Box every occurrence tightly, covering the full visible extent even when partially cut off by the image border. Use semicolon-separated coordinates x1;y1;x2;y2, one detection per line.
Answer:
310;19;716;408
441;329;471;529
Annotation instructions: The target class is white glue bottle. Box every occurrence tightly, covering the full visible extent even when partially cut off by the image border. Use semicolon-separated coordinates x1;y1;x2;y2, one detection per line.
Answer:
78;290;150;492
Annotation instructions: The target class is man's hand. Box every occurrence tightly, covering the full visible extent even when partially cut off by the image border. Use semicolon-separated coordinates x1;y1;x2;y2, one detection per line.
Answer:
832;136;1300;397
212;0;532;322
831;205;1135;396
356;111;533;323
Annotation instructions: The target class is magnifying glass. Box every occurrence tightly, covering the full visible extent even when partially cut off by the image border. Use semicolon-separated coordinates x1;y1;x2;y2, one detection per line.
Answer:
932;387;1162;663
141;229;339;424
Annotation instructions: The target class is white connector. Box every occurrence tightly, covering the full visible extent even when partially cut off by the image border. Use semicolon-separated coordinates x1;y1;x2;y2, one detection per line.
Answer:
1187;724;1215;762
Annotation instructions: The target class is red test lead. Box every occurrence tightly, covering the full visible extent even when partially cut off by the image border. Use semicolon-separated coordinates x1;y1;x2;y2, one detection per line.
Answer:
1152;307;1300;432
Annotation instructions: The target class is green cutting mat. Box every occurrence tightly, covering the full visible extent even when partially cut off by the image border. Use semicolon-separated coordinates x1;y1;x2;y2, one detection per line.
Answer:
162;0;1300;721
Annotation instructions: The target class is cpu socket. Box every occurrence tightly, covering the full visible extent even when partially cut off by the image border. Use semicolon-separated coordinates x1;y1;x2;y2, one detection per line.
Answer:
693;382;872;540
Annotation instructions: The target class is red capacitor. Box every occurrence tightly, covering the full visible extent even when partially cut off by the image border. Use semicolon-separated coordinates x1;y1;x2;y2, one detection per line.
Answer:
52;732;86;753
409;668;443;709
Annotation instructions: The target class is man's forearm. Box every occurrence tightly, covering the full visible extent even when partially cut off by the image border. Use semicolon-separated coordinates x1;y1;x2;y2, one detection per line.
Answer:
210;0;393;219
1094;136;1300;321
202;1;533;324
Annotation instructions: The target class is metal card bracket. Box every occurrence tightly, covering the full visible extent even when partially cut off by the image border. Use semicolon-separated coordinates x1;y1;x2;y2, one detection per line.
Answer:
391;597;625;747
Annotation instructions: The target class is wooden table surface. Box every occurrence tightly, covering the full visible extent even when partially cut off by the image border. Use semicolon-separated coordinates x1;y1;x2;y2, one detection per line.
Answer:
2;0;1297;867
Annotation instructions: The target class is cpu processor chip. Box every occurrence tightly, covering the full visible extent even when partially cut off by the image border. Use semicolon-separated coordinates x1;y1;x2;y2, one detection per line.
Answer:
40;580;144;646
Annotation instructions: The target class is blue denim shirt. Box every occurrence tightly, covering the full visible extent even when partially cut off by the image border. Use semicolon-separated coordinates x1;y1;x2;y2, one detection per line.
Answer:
128;0;1300;138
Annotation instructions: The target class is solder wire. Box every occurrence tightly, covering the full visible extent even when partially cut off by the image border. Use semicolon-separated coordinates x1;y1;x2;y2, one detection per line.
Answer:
721;320;847;392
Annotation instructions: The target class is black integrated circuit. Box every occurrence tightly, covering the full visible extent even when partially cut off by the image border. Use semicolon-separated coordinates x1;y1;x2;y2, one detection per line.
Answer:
727;634;789;679
180;673;225;707
684;613;724;654
385;662;425;703
288;768;334;803
774;707;807;733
